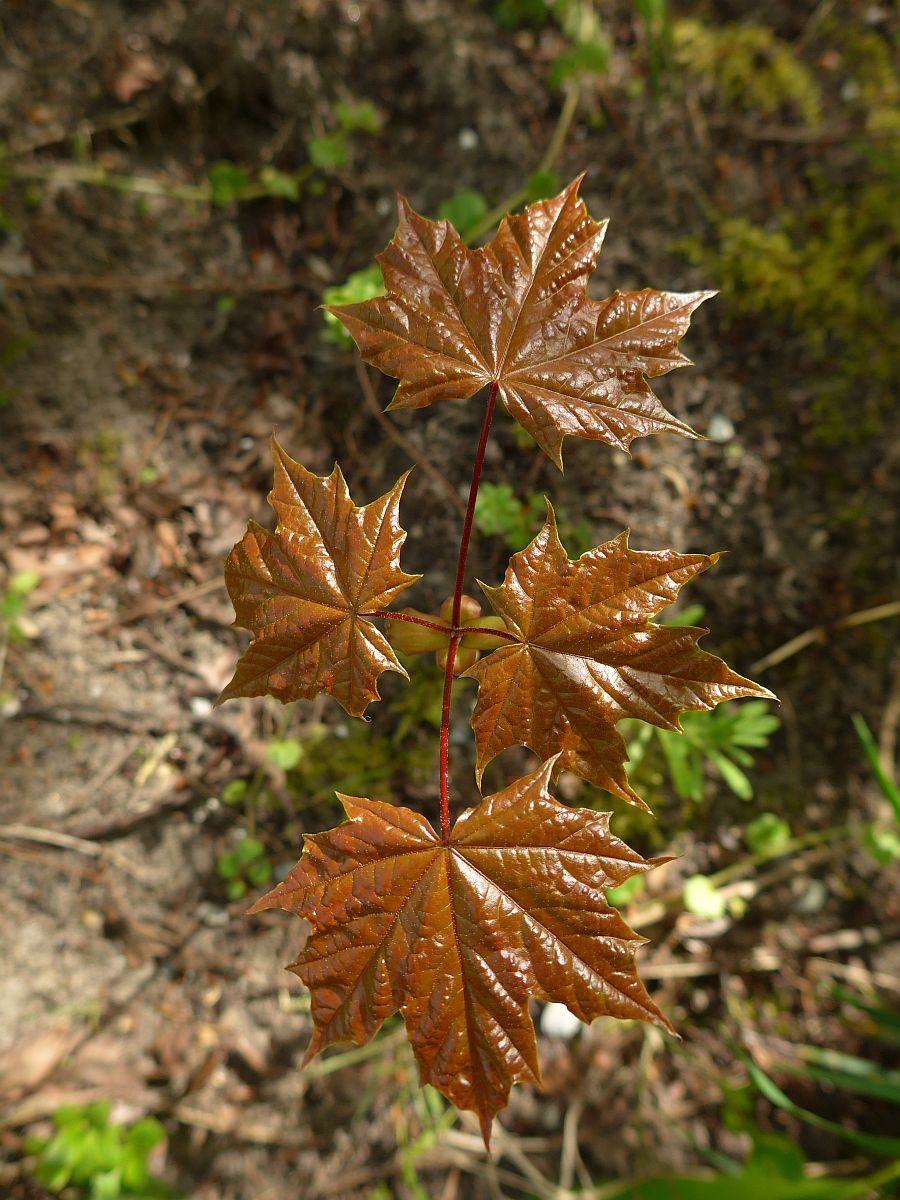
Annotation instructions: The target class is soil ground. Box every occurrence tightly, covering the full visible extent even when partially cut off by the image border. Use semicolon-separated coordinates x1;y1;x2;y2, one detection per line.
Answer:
1;2;898;1198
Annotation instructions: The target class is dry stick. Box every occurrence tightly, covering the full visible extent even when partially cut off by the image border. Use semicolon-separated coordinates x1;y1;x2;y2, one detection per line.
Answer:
0;824;148;878
751;599;900;674
103;576;226;630
466;82;582;243
0;272;303;294
439;383;499;841
355;360;467;519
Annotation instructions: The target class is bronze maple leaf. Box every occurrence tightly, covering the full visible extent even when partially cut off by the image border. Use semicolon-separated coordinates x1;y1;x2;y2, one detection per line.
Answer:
249;759;671;1144
327;176;712;467
217;438;419;717
464;508;774;807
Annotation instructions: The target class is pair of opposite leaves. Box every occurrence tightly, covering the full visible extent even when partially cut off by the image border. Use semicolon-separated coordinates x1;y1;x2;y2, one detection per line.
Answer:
219;178;772;1141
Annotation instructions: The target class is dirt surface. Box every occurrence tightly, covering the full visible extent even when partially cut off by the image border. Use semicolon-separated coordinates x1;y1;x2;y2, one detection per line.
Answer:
1;2;899;1198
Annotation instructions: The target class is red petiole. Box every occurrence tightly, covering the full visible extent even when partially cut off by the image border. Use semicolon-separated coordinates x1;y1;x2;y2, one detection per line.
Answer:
438;382;499;841
364;608;516;644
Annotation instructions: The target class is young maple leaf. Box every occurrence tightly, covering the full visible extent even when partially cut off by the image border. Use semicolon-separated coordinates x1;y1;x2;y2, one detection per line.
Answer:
464;507;775;808
249;758;671;1144
217;438;419;717
327;175;711;468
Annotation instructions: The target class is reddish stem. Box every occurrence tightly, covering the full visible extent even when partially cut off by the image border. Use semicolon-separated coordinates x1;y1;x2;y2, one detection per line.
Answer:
439;382;499;841
438;632;461;840
364;610;450;634
364;608;516;644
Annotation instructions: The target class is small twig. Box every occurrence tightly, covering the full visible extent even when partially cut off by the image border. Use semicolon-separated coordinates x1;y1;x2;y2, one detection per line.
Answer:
751;599;900;673
355;361;467;518
466;81;582;242
0;823;149;878
4;63;227;157
99;576;226;630
169;1102;307;1147
559;1098;585;1194
629;825;851;930
0;272;304;294
738;122;900;143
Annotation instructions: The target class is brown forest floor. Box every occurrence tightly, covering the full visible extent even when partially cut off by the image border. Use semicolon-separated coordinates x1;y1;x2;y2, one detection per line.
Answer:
1;2;899;1198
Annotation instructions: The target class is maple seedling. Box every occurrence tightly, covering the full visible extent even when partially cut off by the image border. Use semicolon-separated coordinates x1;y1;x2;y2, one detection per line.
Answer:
217;176;774;1144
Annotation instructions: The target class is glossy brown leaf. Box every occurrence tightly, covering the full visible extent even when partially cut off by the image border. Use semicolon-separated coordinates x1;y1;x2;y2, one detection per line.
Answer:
327;175;711;467
464;508;774;807
217;438;419;717
249;758;671;1142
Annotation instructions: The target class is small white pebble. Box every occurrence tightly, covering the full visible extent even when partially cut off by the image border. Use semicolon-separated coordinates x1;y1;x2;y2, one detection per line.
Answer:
191;696;214;717
706;413;736;444
458;127;479;150
540;1002;583;1040
239;435;255;452
375;196;393;217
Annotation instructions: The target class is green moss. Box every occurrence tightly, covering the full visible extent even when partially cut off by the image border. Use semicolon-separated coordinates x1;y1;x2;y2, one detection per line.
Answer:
673;19;821;126
823;19;900;135
678;176;899;444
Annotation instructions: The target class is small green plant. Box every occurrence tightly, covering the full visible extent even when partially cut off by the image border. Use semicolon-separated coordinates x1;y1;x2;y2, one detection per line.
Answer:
626;699;780;804
474;481;594;555
24;1102;176;1200
474;482;545;550
206;97;381;208
216;835;272;900
322;265;386;345
1;568;40;643
853;712;900;864
747;986;900;1159
745;811;791;856
307;98;381;170
635;0;674;99
492;0;610;89
606;1126;900;1198
265;736;305;771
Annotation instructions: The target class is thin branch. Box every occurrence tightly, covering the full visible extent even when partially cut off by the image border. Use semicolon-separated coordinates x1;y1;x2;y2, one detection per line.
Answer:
466;82;582;242
355;361;467;518
0;824;149;878
751;599;900;673
0;272;303;294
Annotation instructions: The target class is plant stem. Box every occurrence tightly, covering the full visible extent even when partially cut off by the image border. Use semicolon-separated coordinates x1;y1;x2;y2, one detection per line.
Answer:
364;608;516;644
438;383;499;841
368;610;451;634
451;385;499;629
438;633;462;842
466;82;582;243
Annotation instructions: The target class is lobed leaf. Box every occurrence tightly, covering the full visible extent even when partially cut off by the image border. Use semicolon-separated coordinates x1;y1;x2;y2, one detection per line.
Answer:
217;437;419;717
464;508;774;807
328;175;711;467
250;759;671;1143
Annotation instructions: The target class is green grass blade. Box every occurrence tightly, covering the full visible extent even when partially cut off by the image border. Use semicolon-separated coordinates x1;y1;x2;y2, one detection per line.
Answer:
852;713;900;820
746;1060;900;1157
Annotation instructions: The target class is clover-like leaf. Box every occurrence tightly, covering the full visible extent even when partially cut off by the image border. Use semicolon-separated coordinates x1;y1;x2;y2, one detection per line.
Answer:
249;759;670;1143
464;508;774;807
327;175;711;467
217;438;419;717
